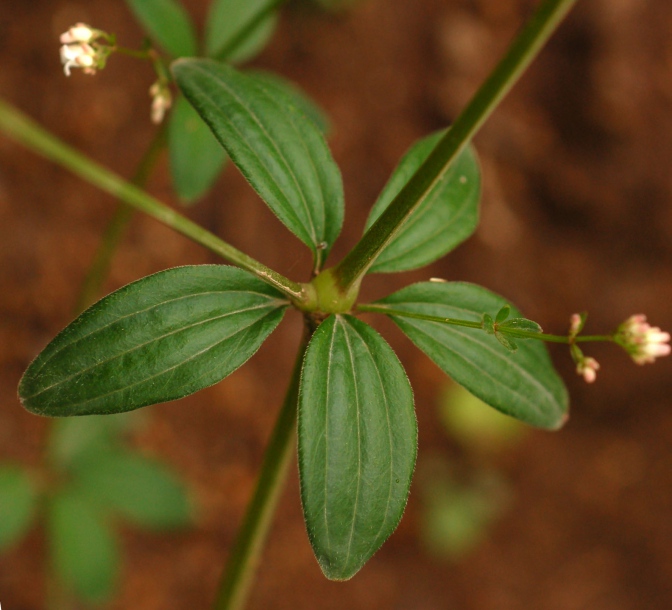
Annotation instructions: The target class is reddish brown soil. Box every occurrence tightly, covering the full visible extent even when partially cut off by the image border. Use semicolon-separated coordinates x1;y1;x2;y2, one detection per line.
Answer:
1;0;672;609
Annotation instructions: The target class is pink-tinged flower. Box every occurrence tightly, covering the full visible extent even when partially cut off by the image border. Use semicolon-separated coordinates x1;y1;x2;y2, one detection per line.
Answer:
576;356;600;383
616;314;671;365
59;23;97;44
59;42;98;76
569;313;582;335
149;81;172;124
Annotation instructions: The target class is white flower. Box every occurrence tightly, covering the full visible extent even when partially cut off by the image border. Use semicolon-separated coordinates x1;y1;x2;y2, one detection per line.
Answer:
59;23;96;44
617;314;671;365
59;42;98;76
576;356;600;383
149;81;172;124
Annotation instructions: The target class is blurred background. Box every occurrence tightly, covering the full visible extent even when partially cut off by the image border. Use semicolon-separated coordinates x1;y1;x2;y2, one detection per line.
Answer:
1;0;671;608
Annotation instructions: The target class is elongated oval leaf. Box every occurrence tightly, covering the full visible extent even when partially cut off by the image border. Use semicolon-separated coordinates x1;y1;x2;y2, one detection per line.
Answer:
376;282;568;429
364;130;481;273
73;450;191;529
245;70;331;136
19;266;287;417
299;315;417;580
0;466;37;550
125;0;197;57
172;59;344;266
205;0;278;62
169;95;228;204
49;490;119;602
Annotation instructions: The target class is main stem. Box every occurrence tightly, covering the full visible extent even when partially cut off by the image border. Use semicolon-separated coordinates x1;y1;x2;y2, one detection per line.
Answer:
334;0;578;291
0;98;306;303
214;328;311;610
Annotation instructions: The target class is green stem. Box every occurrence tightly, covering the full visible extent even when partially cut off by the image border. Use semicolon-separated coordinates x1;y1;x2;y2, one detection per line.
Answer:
0;97;306;303
74;125;167;313
334;0;578;291
215;0;287;61
214;326;311;610
357;303;614;344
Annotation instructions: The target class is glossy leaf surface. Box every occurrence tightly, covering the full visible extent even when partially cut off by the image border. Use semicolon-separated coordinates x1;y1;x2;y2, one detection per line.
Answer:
19;266;287;417
74;450;191;529
169;95;228;203
172;59;344;265
206;0;278;62
246;70;331;135
364;130;480;273
377;282;568;429
299;315;417;580
0;466;37;550
125;0;197;57
49;490;119;601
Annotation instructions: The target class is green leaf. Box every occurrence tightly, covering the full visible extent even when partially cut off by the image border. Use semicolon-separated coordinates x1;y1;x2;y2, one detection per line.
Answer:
494;331;517;352
19;266;287;417
364;130;481;273
206;0;278;62
245;70;331;136
376;282;569;429
125;0;197;57
498;317;543;334
73;450;191;529
495;305;510;324
49;489;119;602
482;313;494;334
299;315;417;580
49;413;137;470
169;95;228;204
0;466;38;550
172;59;344;266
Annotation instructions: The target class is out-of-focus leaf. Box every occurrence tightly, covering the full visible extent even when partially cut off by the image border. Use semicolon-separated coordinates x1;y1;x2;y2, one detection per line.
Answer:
206;0;278;62
49;413;138;470
19;266;287;416
364;130;480;273
421;467;509;560
299;315;417;580
169;96;228;204
49;490;119;602
74;450;191;529
439;383;525;452
376;281;569;429
172;59;344;267
0;466;37;550
124;0;197;57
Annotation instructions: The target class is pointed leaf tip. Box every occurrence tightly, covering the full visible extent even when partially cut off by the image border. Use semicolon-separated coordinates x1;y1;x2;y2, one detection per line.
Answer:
19;265;287;417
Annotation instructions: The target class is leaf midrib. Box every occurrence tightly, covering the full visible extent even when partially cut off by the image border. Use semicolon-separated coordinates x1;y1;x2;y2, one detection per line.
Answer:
24;301;281;401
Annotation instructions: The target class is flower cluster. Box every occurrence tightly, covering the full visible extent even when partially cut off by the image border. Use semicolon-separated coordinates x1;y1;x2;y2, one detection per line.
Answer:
615;314;671;365
59;23;109;76
569;312;669;384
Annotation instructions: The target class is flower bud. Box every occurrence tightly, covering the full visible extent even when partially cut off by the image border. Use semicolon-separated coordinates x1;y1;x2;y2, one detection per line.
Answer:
576;357;600;383
149;81;172;124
